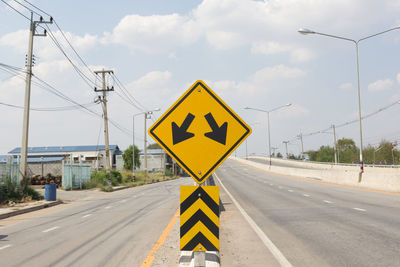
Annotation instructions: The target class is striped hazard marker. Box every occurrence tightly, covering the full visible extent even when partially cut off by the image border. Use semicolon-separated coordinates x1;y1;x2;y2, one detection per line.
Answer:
180;186;219;251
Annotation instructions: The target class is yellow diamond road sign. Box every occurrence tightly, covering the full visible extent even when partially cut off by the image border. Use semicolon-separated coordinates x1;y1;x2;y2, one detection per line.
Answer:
149;80;251;184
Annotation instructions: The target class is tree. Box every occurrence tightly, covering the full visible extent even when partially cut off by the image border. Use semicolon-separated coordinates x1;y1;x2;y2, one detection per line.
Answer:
276;152;283;158
122;145;140;170
147;143;161;149
337;138;359;163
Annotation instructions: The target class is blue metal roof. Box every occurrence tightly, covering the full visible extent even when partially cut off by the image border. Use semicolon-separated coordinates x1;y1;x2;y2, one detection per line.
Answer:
0;155;8;163
9;145;119;154
26;156;66;163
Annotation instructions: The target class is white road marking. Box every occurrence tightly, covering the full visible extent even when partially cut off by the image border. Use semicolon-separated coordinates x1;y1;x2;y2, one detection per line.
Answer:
82;214;92;218
303;194;310;197
323;200;333;204
269;183;273;186
214;172;293;267
119;199;127;203
353;208;366;212
104;206;112;209
278;186;283;189
0;245;12;250
288;190;294;192
42;226;59;233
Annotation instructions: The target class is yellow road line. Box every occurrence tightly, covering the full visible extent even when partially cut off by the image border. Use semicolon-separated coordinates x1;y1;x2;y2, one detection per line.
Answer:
243;161;400;196
140;208;179;267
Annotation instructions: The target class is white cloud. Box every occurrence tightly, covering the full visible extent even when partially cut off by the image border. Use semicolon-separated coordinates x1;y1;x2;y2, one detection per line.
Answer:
0;30;98;60
397;73;400;85
368;79;393;92
250;64;306;83
251;41;290;55
339;82;353;90
290;48;314;63
103;14;201;53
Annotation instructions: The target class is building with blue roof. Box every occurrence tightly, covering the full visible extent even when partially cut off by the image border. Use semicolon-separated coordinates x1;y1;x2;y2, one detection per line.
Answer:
8;145;122;170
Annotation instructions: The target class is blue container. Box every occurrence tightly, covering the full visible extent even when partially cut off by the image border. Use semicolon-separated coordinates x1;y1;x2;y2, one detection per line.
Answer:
44;184;57;201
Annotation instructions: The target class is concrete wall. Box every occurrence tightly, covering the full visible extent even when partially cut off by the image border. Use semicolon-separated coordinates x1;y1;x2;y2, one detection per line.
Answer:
138;154;165;172
233;156;400;193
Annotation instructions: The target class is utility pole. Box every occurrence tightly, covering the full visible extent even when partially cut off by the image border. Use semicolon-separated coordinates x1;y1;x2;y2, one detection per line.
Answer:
19;13;53;184
299;133;304;159
271;147;278;157
332;124;338;164
94;69;114;172
144;112;148;175
283;141;289;159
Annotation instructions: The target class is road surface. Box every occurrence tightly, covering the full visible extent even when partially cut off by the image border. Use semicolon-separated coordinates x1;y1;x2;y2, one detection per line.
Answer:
0;178;192;267
215;158;400;266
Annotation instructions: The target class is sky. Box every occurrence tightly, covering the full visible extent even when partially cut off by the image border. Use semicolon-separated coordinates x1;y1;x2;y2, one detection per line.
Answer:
0;0;400;158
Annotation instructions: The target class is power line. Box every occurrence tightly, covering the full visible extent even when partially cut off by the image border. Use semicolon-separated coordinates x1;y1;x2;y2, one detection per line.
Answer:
0;101;96;111
1;0;31;20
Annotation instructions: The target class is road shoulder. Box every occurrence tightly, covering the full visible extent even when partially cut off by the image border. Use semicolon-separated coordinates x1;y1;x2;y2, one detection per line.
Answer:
216;175;280;267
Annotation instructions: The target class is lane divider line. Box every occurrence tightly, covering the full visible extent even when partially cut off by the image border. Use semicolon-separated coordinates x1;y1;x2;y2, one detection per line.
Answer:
0;244;12;250
104;206;112;209
353;208;366;212
140;208;180;267
303;194;310;197
42;226;59;233
323;200;333;204
82;214;92;218
288;190;294;192
214;172;293;267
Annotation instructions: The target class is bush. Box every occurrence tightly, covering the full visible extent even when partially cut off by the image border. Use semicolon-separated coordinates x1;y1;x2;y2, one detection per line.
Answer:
110;170;122;186
0;176;43;204
165;169;173;177
101;185;113;192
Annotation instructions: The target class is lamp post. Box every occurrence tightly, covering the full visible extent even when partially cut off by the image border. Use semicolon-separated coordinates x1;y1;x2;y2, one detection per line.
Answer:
133;108;160;178
299;26;400;173
245;103;291;166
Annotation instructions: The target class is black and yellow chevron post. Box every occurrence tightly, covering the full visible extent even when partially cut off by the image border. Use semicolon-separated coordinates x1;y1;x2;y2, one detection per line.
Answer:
180;186;219;251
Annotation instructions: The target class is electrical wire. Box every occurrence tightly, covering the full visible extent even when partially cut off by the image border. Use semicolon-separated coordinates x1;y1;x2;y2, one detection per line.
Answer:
1;0;30;20
0;101;96;111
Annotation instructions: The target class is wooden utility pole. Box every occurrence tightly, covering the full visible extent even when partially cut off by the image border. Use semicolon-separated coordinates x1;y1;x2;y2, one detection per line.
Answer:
94;69;114;172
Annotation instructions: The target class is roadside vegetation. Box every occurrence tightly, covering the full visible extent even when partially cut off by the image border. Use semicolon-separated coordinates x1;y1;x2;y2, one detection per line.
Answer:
306;138;399;165
0;176;43;205
84;169;177;192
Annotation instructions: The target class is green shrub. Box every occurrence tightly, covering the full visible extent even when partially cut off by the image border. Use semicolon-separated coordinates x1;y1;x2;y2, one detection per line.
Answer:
109;170;122;185
101;185;113;192
165;169;173;177
0;176;43;203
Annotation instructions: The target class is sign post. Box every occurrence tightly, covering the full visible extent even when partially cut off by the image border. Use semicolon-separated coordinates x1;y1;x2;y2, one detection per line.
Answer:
148;80;251;258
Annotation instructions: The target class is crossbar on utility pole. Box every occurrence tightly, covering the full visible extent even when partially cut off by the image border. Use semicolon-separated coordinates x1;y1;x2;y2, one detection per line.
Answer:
19;13;53;185
94;69;114;173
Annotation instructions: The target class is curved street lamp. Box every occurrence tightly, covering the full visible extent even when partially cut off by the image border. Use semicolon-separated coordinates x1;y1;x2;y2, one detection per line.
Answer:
245;103;291;166
298;26;400;173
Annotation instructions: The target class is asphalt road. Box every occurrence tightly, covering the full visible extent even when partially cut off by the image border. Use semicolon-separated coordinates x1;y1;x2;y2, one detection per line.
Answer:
215;158;400;267
0;178;192;267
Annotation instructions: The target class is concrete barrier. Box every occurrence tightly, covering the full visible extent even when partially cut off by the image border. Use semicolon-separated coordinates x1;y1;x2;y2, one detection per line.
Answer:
233;157;400;193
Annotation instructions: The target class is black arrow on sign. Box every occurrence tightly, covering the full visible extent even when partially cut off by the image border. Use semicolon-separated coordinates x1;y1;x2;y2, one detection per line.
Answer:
204;113;228;145
172;113;195;145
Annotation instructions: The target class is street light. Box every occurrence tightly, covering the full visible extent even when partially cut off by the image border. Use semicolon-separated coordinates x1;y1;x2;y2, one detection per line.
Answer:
132;108;160;178
299;26;400;173
245;103;291;166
